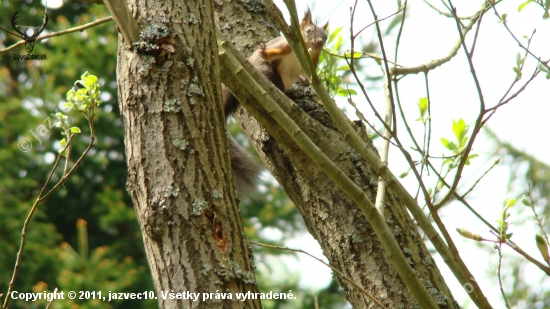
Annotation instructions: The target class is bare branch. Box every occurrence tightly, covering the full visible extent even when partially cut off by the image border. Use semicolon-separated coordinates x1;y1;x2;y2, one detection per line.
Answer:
391;5;488;76
496;244;512;309
0;16;113;54
492;6;550;72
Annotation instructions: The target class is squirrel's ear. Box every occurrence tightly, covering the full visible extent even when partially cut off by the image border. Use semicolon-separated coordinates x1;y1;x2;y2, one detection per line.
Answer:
322;20;329;31
302;7;312;27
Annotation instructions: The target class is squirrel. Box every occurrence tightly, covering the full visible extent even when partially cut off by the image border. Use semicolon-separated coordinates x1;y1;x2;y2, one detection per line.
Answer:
223;9;328;193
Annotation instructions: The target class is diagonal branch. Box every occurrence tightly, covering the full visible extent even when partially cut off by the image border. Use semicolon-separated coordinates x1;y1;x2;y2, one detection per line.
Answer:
217;30;441;309
103;0;138;49
0;16;113;54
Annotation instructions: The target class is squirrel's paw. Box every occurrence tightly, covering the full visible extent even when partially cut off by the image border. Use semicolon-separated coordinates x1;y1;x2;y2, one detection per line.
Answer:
298;73;309;85
259;44;268;59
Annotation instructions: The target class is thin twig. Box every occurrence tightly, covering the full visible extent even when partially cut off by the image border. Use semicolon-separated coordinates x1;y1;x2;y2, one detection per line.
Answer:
423;72;432;174
505;240;550;275
496;244;512;309
3;109;97;309
344;2;394;137
423;0;472;18
45;288;58;309
527;185;550;246
469;5;486;57
483;67;540;123
0;16;113;54
2;134;74;309
460;158;499;199
250;241;389;309
374;70;393;216
391;5;488;76
354;7;405;38
324;49;404;67
394;0;408;64
433;0;487;209
366;0;397;135
492;6;550;72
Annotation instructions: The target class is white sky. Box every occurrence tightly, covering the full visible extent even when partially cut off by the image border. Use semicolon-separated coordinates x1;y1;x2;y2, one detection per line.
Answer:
271;0;550;308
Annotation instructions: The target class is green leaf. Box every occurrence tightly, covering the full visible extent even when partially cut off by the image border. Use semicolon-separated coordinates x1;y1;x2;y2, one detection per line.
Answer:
436;180;444;192
441;138;457;151
66;88;75;102
343;51;363;59
334;35;343;51
55;112;68;121
336;88;350;96
518;0;533;12
59;138;67;148
69;127;82;134
336;65;350;71
513;67;522;80
84;75;99;89
500;13;507;23
506;198;516;209
452;119;467;143
538;62;550;73
328;26;343;44
536;234;550;263
418;97;428;118
399;171;409;178
521;194;532;207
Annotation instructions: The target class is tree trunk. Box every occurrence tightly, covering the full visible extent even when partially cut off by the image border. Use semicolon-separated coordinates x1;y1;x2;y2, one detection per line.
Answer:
215;2;459;308
116;0;261;308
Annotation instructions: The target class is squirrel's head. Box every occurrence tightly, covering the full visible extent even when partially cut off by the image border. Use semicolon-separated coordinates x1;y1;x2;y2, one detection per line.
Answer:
301;8;328;50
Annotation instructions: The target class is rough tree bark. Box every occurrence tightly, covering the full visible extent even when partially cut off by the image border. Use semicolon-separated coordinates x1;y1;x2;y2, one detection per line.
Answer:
214;1;460;308
116;0;261;308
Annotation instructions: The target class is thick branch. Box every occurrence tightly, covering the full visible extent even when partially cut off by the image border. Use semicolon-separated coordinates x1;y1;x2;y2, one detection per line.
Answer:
217;31;440;309
103;0;138;49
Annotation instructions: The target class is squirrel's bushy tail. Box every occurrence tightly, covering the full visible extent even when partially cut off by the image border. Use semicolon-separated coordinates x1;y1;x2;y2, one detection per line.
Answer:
228;133;260;194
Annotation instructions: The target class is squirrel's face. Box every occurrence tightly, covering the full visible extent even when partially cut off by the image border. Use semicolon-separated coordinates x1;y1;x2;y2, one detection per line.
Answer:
304;26;327;50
